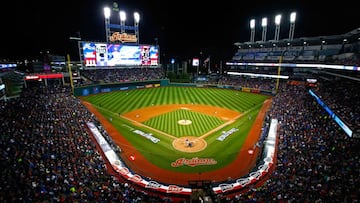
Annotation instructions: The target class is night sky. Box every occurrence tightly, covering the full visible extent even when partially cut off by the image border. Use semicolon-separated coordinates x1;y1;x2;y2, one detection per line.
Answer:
1;0;358;64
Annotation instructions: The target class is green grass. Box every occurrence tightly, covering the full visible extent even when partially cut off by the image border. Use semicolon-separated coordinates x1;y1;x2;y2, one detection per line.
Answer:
144;109;224;137
80;86;270;173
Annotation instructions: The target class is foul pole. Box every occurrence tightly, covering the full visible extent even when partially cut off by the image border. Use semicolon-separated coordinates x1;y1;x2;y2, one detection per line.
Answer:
276;55;283;93
67;54;74;95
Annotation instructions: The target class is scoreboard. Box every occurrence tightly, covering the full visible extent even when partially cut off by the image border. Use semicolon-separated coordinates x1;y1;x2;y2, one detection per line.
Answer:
81;42;159;67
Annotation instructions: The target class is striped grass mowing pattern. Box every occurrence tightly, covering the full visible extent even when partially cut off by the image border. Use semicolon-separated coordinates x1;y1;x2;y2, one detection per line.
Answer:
143;109;224;137
81;86;270;173
83;86;269;114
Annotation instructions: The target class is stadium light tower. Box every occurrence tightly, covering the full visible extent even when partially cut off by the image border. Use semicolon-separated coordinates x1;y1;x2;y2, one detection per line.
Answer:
104;7;111;42
119;10;126;33
274;14;282;41
288;12;296;41
250;19;256;43
134;12;140;44
261;17;268;42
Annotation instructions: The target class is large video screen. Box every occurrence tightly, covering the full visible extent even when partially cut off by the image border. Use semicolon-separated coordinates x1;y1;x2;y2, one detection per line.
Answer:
81;42;159;67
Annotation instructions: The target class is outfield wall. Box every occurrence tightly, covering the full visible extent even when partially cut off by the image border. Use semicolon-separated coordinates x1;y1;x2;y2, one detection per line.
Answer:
167;82;275;95
74;80;275;97
73;79;170;96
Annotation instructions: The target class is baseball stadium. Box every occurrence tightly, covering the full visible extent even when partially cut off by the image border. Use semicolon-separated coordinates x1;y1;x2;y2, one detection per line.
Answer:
1;4;360;203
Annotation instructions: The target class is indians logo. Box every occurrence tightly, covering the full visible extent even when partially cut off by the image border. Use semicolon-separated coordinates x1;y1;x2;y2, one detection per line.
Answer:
110;32;137;43
171;157;217;167
236;178;251;187
128;174;143;183
113;165;130;176
167;185;183;193
219;183;234;192
146;181;161;189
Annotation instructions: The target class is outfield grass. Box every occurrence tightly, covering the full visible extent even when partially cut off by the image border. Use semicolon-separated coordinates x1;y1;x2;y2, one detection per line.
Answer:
81;86;270;173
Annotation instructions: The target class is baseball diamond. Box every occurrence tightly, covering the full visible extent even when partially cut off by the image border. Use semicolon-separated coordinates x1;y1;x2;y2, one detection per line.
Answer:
80;86;272;186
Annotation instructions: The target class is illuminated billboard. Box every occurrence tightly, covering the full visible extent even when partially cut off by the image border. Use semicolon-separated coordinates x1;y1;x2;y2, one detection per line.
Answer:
81;42;159;67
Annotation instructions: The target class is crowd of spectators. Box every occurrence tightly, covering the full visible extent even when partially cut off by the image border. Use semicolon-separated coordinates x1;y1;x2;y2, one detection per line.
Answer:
312;77;360;130
79;67;165;85
225;83;359;202
217;76;282;92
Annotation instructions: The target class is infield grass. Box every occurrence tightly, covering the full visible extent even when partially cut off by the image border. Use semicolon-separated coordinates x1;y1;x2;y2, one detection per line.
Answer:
144;109;224;137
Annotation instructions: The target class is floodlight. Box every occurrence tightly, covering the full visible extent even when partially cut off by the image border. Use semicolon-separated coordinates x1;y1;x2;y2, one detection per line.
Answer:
104;7;111;42
290;12;296;23
250;19;255;29
261;17;268;42
275;15;281;25
134;12;140;23
119;10;126;22
261;17;267;27
134;12;140;44
289;12;296;40
250;19;256;42
274;14;282;41
104;7;111;18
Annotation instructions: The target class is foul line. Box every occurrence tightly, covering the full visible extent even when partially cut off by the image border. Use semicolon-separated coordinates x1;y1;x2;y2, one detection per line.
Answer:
120;115;178;139
90;101;267;142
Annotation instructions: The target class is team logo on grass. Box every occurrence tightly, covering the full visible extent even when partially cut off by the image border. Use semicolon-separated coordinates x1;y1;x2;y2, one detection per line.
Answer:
171;157;217;167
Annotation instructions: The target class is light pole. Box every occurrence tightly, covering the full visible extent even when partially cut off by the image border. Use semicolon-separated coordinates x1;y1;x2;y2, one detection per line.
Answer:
104;7;111;42
274;14;281;41
250;19;256;43
104;5;141;44
134;12;140;44
119;10;126;33
261;17;267;42
288;12;296;41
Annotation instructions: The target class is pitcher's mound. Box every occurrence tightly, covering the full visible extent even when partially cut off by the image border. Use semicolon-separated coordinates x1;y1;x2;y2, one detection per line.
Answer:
173;136;207;153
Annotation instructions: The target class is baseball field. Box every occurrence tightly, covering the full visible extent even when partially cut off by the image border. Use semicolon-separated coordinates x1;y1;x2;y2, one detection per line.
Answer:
80;86;272;186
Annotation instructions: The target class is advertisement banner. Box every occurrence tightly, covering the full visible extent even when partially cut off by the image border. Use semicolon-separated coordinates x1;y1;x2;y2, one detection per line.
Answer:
242;87;251;92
